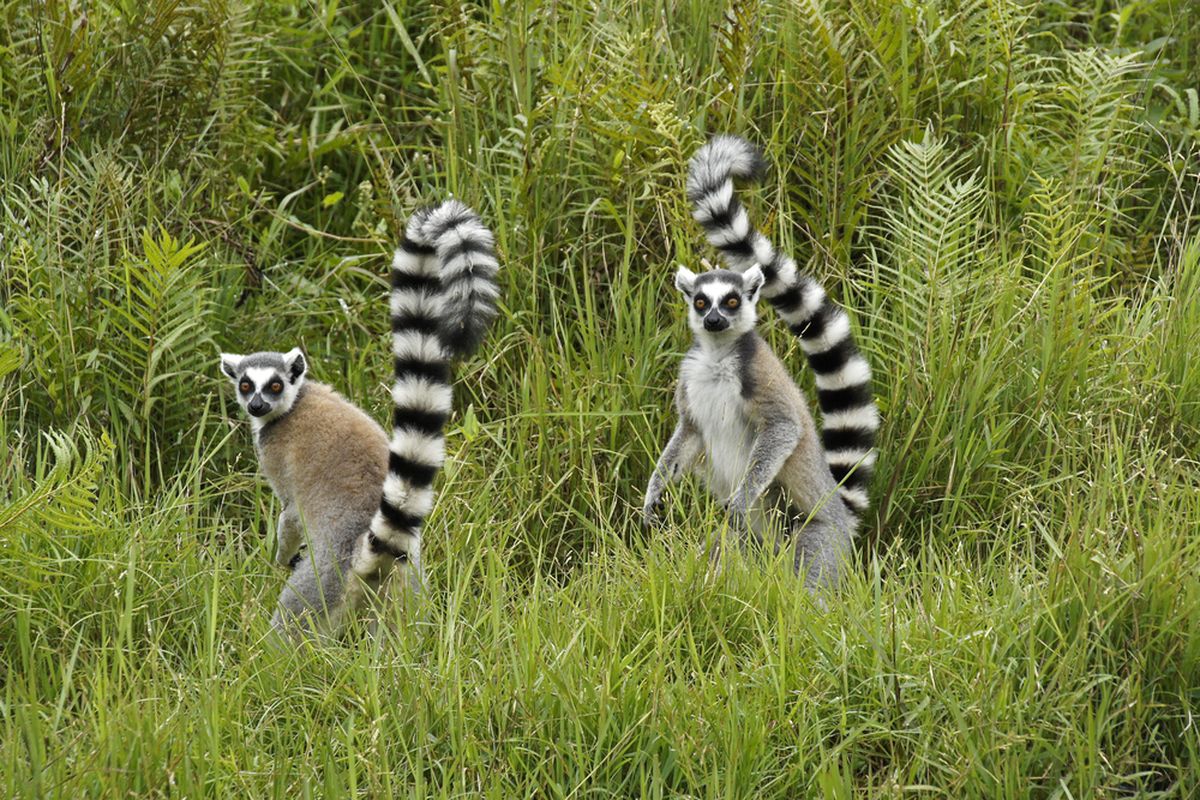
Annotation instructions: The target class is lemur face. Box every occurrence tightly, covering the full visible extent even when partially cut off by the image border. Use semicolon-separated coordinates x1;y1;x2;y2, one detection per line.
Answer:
674;264;764;339
219;348;307;425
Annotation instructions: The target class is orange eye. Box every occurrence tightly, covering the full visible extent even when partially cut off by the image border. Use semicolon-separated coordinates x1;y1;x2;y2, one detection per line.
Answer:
695;298;707;310
239;381;251;393
726;297;740;309
270;382;283;393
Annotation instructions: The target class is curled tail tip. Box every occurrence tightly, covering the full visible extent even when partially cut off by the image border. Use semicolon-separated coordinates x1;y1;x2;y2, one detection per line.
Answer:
411;199;492;246
401;199;500;359
439;279;500;358
692;135;767;179
402;203;437;246
687;135;767;199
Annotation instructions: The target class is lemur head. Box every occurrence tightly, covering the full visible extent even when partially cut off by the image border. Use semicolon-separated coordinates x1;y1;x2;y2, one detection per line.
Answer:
219;348;307;425
674;264;764;339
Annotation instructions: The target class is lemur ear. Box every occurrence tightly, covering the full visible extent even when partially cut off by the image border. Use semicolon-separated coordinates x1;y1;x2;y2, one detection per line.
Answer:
283;348;307;383
674;266;697;296
219;353;242;381
743;264;764;301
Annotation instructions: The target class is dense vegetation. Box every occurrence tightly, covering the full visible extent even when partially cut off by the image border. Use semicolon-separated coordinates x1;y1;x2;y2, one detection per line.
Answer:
2;0;1198;795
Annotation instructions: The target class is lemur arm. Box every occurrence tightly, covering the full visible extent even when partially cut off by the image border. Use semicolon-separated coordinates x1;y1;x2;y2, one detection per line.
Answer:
728;418;802;525
643;416;702;526
275;504;304;568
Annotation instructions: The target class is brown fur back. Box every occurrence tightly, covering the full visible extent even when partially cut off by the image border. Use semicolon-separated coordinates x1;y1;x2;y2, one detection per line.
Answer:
256;382;388;561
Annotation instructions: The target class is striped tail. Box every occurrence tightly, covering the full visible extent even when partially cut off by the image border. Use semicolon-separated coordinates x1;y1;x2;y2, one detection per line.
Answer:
351;200;500;587
687;135;878;516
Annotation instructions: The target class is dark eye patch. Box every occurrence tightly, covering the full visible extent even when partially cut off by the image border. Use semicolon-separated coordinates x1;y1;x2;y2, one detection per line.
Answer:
722;293;740;309
238;379;253;394
694;294;710;311
266;376;285;394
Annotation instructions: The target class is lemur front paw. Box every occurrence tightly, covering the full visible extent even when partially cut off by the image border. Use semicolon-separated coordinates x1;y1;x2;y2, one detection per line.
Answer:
725;499;749;531
643;491;662;527
642;497;664;528
276;544;306;569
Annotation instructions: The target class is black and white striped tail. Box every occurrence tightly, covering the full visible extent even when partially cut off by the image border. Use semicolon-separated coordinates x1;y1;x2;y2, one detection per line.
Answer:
351;200;500;584
688;135;878;516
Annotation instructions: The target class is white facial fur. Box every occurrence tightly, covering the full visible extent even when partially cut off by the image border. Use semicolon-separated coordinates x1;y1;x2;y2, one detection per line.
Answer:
675;264;764;344
220;348;308;429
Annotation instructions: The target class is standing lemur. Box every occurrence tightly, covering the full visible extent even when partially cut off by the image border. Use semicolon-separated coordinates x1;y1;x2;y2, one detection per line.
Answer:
643;136;879;590
220;200;500;640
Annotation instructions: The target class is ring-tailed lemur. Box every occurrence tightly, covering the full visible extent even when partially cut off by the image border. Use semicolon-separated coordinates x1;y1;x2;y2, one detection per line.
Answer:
642;136;879;589
687;135;879;514
220;200;500;640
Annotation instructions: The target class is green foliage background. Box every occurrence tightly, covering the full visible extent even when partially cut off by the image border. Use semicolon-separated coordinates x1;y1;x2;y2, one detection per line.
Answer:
1;0;1199;795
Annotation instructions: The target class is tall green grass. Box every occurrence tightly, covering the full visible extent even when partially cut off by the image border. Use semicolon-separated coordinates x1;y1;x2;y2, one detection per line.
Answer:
2;0;1199;795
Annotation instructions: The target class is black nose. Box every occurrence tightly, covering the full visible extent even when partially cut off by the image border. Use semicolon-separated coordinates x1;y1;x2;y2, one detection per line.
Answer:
703;313;728;332
248;397;269;417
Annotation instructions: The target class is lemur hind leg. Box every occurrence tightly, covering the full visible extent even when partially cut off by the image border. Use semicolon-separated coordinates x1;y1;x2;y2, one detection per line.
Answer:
713;419;802;567
744;486;793;556
788;500;856;592
270;553;348;644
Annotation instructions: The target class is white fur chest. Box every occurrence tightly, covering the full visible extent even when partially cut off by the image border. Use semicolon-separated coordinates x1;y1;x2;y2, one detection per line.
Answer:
681;348;755;499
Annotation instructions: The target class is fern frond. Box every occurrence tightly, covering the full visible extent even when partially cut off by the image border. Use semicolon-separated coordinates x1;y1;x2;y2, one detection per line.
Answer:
0;429;112;600
882;128;986;283
97;229;214;493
